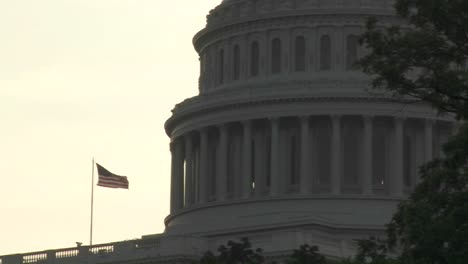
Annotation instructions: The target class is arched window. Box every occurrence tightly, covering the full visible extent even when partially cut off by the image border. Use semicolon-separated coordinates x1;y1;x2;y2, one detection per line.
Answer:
346;35;359;70
320;35;331;71
250;41;260;77
233;45;240;80
218;49;224;84
271;38;282;74
295;36;306;72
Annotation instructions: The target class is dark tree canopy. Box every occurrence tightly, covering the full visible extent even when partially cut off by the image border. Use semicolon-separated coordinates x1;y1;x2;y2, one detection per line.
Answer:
199;2;468;264
287;245;327;264
199;238;265;264
360;0;468;119
358;1;468;263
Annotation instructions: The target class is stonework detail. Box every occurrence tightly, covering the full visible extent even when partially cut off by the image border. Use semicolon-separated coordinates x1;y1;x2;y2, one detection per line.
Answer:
0;1;455;263
164;0;454;259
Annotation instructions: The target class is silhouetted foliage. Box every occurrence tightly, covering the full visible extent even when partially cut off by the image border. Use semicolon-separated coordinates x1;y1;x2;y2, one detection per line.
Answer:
358;0;468;263
385;125;468;264
287;244;327;264
199;238;265;264
359;0;468;119
341;238;397;264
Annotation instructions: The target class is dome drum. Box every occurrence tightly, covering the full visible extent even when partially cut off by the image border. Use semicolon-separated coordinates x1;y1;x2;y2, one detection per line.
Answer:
193;13;403;95
162;0;457;258
165;99;455;234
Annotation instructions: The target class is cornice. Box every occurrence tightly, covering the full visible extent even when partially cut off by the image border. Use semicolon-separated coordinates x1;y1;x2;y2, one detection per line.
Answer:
165;194;406;226
207;0;396;28
193;12;402;52
164;94;415;135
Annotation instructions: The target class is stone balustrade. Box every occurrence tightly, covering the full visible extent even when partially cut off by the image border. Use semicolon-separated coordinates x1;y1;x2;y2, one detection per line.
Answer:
0;235;205;264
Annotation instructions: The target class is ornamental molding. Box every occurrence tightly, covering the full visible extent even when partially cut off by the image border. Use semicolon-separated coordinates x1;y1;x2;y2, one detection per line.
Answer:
194;13;402;52
165;194;405;225
164;93;419;135
207;0;397;29
164;196;396;235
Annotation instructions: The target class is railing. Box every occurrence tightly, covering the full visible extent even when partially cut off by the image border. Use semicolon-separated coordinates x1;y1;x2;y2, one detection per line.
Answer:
55;249;78;259
0;236;169;264
22;253;47;264
89;245;114;255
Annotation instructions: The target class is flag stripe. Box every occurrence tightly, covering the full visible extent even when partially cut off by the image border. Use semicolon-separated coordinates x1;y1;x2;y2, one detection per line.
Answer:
96;163;129;189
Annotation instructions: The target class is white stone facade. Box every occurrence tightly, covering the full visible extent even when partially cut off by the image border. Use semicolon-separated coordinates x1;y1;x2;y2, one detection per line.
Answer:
0;1;456;263
164;0;454;258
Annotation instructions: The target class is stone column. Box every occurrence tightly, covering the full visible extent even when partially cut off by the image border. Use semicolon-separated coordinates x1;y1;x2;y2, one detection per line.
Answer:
216;124;228;201
424;119;434;163
392;117;404;197
170;139;184;214
170;142;176;213
331;115;342;195
270;117;281;196
184;134;193;207
242;120;253;198
362;115;373;195
199;129;209;203
300;116;311;195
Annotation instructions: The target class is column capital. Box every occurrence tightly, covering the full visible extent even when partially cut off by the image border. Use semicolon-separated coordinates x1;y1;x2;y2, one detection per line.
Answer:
299;115;310;122
394;116;407;122
242;120;253;130
217;123;229;132
425;118;434;125
363;115;374;122
184;132;193;142
199;127;210;137
242;119;252;126
170;142;175;152
268;116;280;123
169;139;181;152
331;114;342;122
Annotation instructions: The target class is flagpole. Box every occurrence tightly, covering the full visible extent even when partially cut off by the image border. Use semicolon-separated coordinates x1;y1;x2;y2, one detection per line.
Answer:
90;158;95;246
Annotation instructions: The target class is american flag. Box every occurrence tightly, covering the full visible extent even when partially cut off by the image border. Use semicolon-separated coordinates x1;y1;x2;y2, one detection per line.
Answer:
96;163;129;189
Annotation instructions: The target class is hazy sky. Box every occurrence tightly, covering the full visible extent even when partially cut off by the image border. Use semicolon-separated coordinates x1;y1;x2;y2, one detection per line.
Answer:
0;0;218;255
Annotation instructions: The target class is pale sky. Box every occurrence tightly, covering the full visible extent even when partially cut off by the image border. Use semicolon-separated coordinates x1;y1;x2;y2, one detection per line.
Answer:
0;0;218;255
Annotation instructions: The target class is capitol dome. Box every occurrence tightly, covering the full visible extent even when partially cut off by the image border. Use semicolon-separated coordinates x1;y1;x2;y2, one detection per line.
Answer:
164;0;455;258
0;1;457;264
